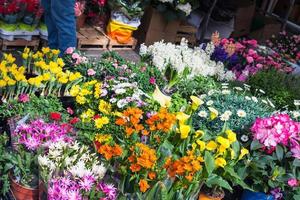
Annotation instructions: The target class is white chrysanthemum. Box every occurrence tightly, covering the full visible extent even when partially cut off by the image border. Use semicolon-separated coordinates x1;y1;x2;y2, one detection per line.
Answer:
237;110;247;118
198;111;208;118
69;160;91;178
92;163;107;179
38;155;50;167
176;3;192;16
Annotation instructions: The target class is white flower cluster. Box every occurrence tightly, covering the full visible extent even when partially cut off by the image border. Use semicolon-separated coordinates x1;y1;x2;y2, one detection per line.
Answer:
158;0;174;3
38;141;106;180
140;39;234;81
176;3;192;16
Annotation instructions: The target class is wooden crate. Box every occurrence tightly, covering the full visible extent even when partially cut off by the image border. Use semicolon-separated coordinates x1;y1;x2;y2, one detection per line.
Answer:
108;37;137;50
77;27;109;50
1;37;40;50
175;22;197;46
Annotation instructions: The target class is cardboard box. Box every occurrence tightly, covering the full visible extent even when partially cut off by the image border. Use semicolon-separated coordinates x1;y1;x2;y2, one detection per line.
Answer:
134;7;180;45
231;0;256;37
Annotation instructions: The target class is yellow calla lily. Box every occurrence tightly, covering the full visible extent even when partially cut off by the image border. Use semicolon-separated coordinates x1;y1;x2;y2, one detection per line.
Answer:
215;157;227;168
196;140;206;151
238;148;249;160
216;136;230;149
225;130;237;144
176;112;190;124
152;85;171;108
206;141;217;151
208;107;218;120
180;124;191;139
190;95;204;110
195;130;205;138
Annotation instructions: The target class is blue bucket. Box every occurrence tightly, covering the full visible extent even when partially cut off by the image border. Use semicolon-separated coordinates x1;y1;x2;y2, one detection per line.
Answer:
241;190;274;200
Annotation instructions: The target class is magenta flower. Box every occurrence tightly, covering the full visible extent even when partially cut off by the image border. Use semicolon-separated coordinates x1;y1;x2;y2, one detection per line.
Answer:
246;56;254;63
270;188;283;200
98;182;117;200
79;175;95;192
288;178;299;187
149;77;156;85
18;94;30;103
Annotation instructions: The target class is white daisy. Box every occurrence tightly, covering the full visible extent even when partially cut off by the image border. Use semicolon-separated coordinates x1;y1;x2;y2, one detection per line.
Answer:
220;113;230;121
237;110;247;118
198;111;208;118
206;100;214;106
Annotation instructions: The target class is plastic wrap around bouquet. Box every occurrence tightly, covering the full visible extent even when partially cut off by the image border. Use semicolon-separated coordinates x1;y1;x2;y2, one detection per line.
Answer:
107;11;140;44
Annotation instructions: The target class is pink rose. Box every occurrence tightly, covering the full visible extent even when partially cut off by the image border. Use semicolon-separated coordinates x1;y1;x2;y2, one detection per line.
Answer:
288;178;298;187
256;64;263;68
65;47;75;54
246;56;254;63
87;69;96;76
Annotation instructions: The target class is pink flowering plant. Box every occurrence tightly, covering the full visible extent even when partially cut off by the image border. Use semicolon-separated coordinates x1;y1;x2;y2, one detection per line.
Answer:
266;32;300;65
209;32;293;82
241;113;300;199
38;141;117;200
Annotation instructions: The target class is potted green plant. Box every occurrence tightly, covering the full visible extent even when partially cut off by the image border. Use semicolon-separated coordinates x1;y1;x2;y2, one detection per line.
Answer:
240;113;300;199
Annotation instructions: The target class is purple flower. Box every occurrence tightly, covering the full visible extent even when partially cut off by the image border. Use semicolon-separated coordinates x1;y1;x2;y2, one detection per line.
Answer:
98;182;117;200
270;188;283;200
288;178;299;187
79;175;95;192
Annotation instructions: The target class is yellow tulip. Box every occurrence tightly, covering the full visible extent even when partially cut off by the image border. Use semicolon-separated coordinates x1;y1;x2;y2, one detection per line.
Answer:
52;49;60;55
215;157;227;168
238;148;249;160
22;53;28;60
206;141;217;151
190;95;203;110
226;130;237;144
196;140;206;151
152;85;171;108
208;107;218;120
42;47;50;54
180;124;190;139
216;136;230;148
0;80;7;87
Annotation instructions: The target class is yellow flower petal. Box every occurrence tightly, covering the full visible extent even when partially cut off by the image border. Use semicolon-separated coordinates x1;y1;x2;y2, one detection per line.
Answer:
238;148;249;160
206;141;217;151
226;130;237;144
180;124;190;139
215;157;227;168
216;136;230;149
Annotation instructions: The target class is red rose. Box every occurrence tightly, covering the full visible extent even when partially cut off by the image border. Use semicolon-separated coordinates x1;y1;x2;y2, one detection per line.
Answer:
50;112;61;121
70;117;80;124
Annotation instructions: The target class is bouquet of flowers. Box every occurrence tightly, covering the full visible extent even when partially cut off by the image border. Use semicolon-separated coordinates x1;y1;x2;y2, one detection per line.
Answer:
0;0;20;24
242;114;300;199
38;141;117;199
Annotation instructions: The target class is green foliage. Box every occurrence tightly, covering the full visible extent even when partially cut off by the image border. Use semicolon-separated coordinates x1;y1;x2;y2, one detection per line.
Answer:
0;95;67;120
247;69;300;110
175;75;221;98
0;133;11;195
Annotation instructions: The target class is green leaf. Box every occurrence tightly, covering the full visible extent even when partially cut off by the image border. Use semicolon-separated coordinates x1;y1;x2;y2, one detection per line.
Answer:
250;140;262;150
204;151;215;176
293;159;300;167
276;145;284;161
206;174;233;191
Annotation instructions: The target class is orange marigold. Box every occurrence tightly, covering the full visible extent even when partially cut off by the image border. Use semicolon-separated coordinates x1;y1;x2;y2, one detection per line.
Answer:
148;171;156;180
98;144;123;160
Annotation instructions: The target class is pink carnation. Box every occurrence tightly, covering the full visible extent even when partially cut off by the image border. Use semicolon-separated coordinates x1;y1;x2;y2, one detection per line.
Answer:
288;178;299;187
65;47;75;54
87;69;96;76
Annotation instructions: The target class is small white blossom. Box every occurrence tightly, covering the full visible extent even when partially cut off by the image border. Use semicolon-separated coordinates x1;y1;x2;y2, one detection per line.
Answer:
206;100;214;106
234;87;243;91
251;96;258;103
241;135;249;142
220;113;230;121
292;111;300;118
92;163;107;179
294;100;300;106
198;111;208;118
115;88;126;95
222;90;231;95
245;96;251;100
237;110;247;118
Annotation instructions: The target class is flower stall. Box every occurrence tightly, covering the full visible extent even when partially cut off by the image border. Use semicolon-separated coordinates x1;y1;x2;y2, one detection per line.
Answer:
0;28;300;200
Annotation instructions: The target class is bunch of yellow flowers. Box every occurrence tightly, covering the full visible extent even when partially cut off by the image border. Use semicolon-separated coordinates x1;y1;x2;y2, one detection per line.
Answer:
70;80;102;105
